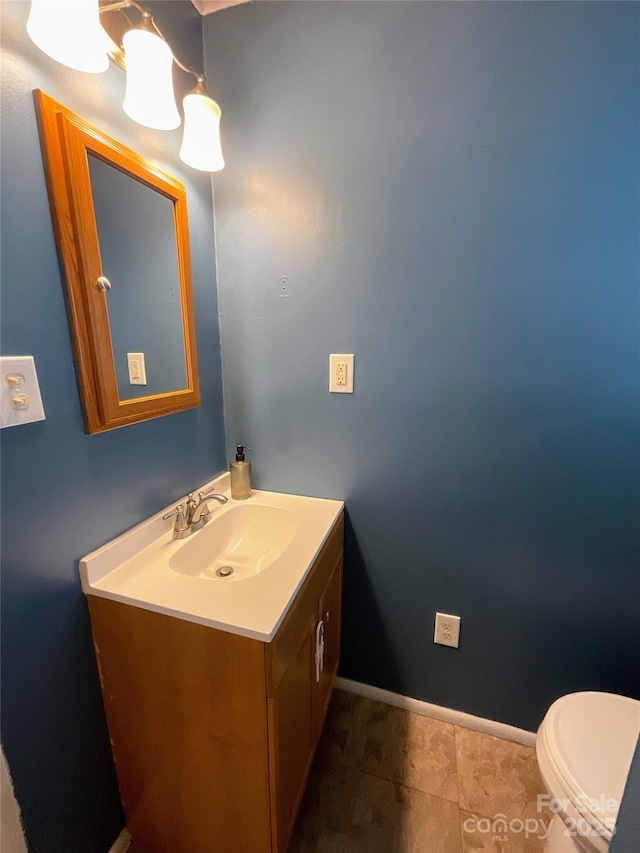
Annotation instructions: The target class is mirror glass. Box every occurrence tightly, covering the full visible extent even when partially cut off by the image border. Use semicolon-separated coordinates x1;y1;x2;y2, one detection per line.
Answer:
88;154;188;400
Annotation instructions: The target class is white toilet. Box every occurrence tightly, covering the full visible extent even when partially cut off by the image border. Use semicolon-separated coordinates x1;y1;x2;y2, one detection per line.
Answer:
536;691;640;853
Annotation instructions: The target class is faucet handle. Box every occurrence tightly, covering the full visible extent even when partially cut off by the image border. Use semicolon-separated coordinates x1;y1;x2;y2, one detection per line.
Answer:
185;492;199;524
162;504;182;520
162;504;190;538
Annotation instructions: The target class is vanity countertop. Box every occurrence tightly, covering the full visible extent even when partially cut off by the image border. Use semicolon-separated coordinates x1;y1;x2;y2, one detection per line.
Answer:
80;475;343;642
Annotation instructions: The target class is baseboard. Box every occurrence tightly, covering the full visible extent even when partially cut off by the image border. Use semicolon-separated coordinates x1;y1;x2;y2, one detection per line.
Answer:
335;677;536;747
108;828;131;853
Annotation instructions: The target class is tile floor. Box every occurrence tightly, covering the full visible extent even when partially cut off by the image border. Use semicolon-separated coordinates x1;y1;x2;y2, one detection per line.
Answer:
288;690;550;853
127;689;551;853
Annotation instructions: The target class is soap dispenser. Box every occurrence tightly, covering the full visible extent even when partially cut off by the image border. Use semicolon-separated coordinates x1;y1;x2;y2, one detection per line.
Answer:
230;444;251;500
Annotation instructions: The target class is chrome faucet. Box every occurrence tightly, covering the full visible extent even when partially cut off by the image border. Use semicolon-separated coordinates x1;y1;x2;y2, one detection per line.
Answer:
163;486;228;539
188;487;228;531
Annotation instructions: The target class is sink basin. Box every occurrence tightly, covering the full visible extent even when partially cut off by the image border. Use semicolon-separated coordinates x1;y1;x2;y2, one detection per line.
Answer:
79;476;343;641
170;504;298;581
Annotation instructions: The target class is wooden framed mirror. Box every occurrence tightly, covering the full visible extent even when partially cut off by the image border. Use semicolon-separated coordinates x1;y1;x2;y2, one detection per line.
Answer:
34;90;201;434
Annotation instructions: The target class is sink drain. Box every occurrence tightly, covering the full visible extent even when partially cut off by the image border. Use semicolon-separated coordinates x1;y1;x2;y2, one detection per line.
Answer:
215;566;234;578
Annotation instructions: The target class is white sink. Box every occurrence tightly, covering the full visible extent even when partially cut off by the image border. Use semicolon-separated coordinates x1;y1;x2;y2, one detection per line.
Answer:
170;504;298;581
80;474;343;642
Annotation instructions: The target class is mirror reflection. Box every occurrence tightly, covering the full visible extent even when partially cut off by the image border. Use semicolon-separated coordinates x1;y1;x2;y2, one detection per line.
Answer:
88;154;188;400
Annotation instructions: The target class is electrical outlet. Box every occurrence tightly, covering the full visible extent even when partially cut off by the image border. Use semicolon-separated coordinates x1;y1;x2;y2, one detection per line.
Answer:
127;352;147;385
329;353;354;393
434;612;461;648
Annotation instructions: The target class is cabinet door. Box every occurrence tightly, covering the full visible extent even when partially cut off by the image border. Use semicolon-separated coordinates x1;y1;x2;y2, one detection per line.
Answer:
267;613;316;853
316;556;343;737
87;597;272;853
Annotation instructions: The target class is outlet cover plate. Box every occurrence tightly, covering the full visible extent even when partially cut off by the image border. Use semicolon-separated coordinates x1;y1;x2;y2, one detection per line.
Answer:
434;612;461;648
329;353;354;393
127;352;147;385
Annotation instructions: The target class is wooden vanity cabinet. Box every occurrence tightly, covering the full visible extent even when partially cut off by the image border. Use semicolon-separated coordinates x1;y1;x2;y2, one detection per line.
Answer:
87;512;343;853
266;534;343;852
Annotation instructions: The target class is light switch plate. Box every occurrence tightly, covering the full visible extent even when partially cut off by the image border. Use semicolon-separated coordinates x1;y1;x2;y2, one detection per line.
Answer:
0;356;46;428
329;353;354;393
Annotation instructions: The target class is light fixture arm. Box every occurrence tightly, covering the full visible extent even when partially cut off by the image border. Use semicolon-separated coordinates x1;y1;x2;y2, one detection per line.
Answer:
99;0;204;84
99;0;146;17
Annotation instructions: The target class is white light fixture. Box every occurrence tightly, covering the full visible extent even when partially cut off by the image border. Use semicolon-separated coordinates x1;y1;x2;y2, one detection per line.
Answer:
27;0;109;73
27;0;226;172
122;12;180;131
180;81;225;173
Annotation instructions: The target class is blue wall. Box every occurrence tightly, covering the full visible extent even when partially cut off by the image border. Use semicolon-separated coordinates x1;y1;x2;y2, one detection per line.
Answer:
205;1;640;731
0;3;225;851
611;736;640;852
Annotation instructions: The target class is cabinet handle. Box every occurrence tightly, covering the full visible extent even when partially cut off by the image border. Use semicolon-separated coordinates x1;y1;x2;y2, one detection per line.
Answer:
314;620;325;683
324;610;330;622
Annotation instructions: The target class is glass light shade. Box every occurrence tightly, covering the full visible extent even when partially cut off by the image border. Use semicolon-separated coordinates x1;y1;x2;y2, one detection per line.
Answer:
27;0;109;73
180;87;225;172
122;27;180;130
